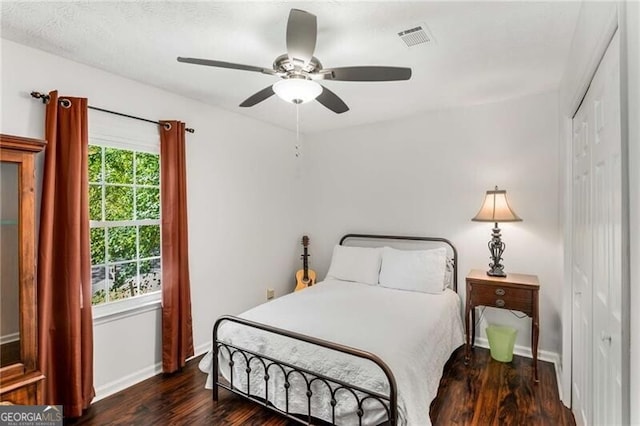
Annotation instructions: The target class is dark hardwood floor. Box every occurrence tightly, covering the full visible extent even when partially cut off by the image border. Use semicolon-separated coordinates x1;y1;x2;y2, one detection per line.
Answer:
67;346;573;425
430;347;574;425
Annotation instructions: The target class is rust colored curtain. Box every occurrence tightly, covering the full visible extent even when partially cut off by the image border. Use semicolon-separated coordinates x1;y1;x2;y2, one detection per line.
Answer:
37;91;94;417
160;120;194;373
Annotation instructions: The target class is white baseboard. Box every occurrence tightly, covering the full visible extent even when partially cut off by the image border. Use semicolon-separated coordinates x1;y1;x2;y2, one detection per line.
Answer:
94;341;212;403
93;362;162;403
474;337;563;400
192;341;212;359
0;332;19;344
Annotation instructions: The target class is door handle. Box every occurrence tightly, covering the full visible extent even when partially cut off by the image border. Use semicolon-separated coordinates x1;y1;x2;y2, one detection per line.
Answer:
600;332;612;344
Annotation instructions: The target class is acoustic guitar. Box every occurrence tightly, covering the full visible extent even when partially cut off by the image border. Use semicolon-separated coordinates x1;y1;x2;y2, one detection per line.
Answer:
294;235;317;292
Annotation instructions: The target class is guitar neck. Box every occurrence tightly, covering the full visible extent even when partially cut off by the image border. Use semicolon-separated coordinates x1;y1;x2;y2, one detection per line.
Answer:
302;246;309;281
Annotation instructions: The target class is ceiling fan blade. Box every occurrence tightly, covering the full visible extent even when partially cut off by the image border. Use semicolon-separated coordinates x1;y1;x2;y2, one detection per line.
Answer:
316;85;349;114
177;57;276;75
239;85;275;107
322;66;412;81
286;9;317;65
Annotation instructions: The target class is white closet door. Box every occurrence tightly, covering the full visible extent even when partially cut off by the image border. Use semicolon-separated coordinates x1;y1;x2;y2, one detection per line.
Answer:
571;30;622;425
572;88;592;426
590;30;622;426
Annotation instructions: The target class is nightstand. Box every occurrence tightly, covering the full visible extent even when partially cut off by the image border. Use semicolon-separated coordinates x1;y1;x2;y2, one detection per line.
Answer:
465;269;540;382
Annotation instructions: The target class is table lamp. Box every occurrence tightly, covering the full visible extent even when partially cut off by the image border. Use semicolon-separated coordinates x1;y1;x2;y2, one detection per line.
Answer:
472;186;522;277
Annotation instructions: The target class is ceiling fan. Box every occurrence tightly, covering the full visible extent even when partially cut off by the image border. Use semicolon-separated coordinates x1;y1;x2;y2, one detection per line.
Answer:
177;9;412;114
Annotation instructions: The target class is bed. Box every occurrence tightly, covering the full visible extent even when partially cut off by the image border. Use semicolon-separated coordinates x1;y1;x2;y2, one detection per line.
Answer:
199;234;465;425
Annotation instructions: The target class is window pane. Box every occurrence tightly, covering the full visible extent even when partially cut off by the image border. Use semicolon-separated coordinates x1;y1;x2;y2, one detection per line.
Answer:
107;226;137;262
105;186;133;221
136;188;160;220
88;145;102;183
108;262;138;301
105;148;133;184
139;258;161;294
139;225;160;258
89;184;103;221
136;152;160;186
90;228;106;265
87;143;162;308
91;266;107;305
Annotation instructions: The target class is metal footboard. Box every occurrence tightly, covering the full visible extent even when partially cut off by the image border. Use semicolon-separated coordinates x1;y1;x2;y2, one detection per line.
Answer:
212;315;398;426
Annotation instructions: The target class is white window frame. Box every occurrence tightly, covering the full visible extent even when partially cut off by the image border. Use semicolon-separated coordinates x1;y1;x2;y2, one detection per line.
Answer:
89;115;162;322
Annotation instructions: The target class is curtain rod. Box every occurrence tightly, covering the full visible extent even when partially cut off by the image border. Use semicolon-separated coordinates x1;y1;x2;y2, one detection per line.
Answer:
30;91;195;134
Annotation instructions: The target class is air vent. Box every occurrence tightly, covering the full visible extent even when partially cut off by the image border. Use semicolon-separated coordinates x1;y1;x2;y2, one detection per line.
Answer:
397;24;434;47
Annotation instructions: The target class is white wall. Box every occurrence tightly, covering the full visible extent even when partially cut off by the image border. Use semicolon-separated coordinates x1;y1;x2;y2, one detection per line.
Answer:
559;2;619;115
302;91;562;358
0;39;303;399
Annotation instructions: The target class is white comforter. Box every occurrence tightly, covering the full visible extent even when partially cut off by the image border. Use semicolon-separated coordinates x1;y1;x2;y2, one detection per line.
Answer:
199;279;464;425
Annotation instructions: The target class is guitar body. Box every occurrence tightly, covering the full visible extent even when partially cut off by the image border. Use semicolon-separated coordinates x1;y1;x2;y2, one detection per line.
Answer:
295;269;317;291
294;235;316;292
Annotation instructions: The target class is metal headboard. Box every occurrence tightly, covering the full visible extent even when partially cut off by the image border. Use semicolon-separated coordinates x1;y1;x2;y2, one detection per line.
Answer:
339;233;458;292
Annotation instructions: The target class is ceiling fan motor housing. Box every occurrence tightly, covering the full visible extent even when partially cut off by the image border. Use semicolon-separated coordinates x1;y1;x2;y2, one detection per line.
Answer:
273;54;322;77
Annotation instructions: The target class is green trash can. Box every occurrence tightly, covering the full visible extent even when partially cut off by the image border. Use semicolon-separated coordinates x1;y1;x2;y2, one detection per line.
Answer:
486;325;518;362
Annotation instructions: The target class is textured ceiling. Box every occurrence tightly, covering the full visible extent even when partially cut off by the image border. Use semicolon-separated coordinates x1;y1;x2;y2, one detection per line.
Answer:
1;1;580;133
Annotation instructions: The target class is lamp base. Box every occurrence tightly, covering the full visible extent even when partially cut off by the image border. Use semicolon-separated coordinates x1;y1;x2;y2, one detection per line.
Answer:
486;267;507;278
486;223;507;278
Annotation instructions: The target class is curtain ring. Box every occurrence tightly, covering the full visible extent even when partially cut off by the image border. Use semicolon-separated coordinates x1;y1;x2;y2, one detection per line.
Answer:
60;98;72;108
163;122;172;131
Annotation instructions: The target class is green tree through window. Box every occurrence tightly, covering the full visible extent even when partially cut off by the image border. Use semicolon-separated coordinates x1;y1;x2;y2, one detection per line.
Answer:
89;145;161;305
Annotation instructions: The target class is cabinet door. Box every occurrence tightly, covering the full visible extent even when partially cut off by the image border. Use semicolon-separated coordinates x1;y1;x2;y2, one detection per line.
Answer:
0;134;46;404
0;162;21;368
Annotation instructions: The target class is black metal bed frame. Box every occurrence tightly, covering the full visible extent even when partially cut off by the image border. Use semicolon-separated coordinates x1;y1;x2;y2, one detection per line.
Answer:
212;234;458;426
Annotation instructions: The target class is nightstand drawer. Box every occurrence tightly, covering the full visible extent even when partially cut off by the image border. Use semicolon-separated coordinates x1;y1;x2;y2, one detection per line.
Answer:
470;282;533;314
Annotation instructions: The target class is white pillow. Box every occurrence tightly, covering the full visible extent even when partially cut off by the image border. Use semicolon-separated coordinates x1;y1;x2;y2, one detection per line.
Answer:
379;246;448;293
326;245;382;285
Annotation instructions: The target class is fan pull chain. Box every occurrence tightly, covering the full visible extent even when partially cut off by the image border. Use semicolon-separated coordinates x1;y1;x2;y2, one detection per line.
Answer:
295;103;301;158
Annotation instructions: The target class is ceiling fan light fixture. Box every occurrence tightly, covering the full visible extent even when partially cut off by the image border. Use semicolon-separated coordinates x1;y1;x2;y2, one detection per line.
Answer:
273;78;322;104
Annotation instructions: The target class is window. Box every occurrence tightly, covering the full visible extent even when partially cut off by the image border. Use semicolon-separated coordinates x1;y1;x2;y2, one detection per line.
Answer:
89;145;161;307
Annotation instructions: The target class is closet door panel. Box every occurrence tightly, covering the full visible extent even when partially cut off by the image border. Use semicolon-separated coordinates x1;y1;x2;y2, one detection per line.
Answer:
571;104;592;426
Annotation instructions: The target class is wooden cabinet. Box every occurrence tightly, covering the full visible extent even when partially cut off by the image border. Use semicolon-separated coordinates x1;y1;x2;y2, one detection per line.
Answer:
464;269;540;382
0;134;46;404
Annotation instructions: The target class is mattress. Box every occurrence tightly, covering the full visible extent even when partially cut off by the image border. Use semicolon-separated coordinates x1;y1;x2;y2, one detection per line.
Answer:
199;279;464;425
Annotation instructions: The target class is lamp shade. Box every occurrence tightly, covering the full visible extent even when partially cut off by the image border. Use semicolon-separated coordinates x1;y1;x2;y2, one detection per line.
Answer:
273;79;322;104
472;186;522;223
